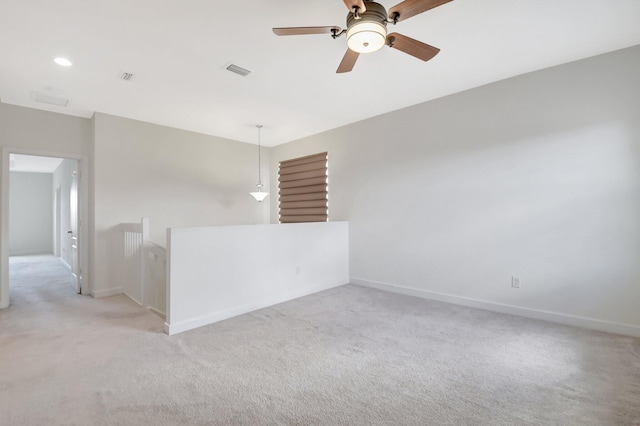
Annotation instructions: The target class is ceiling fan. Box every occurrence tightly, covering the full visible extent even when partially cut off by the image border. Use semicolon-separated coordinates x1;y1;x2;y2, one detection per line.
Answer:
273;0;453;73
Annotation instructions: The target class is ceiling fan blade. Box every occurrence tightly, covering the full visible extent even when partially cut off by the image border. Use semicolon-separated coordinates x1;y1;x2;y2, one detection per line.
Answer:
388;0;452;23
336;49;359;73
273;26;341;36
386;33;440;61
343;0;367;13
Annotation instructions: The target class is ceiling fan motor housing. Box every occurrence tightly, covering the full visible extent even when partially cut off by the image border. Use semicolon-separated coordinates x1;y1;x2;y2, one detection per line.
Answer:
346;1;388;53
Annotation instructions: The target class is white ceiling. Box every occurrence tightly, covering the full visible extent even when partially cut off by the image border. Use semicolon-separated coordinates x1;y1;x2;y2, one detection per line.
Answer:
1;0;639;147
10;154;64;173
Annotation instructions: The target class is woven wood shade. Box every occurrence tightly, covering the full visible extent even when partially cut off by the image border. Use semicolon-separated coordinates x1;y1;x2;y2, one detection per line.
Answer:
279;152;328;223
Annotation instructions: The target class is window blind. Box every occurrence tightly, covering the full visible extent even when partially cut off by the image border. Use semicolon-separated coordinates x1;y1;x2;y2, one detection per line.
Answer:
279;152;328;223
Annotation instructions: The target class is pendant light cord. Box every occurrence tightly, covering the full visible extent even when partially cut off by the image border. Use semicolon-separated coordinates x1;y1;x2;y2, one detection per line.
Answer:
256;125;263;186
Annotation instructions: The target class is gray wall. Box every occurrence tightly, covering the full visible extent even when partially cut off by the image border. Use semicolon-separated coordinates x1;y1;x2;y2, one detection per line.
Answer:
9;171;53;255
269;46;640;330
92;113;270;296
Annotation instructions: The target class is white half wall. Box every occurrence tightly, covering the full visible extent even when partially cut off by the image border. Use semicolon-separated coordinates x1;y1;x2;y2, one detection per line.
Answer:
9;171;53;255
268;46;640;335
92;113;270;298
166;222;349;335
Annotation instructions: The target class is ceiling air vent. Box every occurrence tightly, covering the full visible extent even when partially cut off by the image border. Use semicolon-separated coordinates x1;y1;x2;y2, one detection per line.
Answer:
226;63;252;77
31;91;69;107
119;71;134;81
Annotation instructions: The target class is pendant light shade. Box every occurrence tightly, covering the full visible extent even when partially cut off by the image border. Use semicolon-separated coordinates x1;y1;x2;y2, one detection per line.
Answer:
250;125;269;202
250;185;269;202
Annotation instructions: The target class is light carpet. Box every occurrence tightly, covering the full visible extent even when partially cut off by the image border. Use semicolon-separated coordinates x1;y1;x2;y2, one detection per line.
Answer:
1;255;639;425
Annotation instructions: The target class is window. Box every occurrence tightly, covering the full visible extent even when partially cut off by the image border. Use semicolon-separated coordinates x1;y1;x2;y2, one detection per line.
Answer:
278;152;328;223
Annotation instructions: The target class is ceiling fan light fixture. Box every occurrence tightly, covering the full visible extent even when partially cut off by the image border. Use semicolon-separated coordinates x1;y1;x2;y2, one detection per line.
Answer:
272;0;451;73
347;21;387;53
345;1;388;54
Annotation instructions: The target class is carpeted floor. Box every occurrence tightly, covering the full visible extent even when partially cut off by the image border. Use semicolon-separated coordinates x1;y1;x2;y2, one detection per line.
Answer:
1;255;639;425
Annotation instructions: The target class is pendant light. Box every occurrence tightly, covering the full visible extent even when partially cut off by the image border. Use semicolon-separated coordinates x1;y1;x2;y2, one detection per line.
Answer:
250;124;269;202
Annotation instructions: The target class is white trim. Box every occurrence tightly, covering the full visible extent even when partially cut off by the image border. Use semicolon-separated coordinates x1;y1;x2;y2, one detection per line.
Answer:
59;257;72;272
9;250;55;256
351;278;640;338
124;293;142;306
148;306;166;320
165;282;345;335
0;148;9;308
92;287;123;298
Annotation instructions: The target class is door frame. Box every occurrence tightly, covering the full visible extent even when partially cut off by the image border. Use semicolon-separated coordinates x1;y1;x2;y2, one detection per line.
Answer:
0;146;90;308
54;185;61;257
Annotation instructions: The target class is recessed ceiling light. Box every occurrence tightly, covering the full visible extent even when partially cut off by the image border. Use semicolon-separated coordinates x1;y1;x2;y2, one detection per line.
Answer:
54;57;72;67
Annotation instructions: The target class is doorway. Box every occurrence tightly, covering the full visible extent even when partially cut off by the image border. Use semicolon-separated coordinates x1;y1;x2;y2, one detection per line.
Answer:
1;147;90;309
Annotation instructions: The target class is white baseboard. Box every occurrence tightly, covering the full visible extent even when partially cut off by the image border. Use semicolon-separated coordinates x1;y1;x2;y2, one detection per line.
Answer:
10;250;53;256
59;258;71;272
92;287;124;298
124;292;142;306
147;306;166;320
165;282;346;335
351;278;640;339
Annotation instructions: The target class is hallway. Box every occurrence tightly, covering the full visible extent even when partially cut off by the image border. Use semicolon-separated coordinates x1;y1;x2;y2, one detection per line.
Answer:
9;255;76;306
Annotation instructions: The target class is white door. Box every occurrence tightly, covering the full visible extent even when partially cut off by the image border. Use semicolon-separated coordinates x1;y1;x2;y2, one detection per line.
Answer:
69;171;80;293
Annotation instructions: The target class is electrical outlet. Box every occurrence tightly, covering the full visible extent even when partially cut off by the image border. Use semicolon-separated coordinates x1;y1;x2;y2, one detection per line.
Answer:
511;276;521;288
